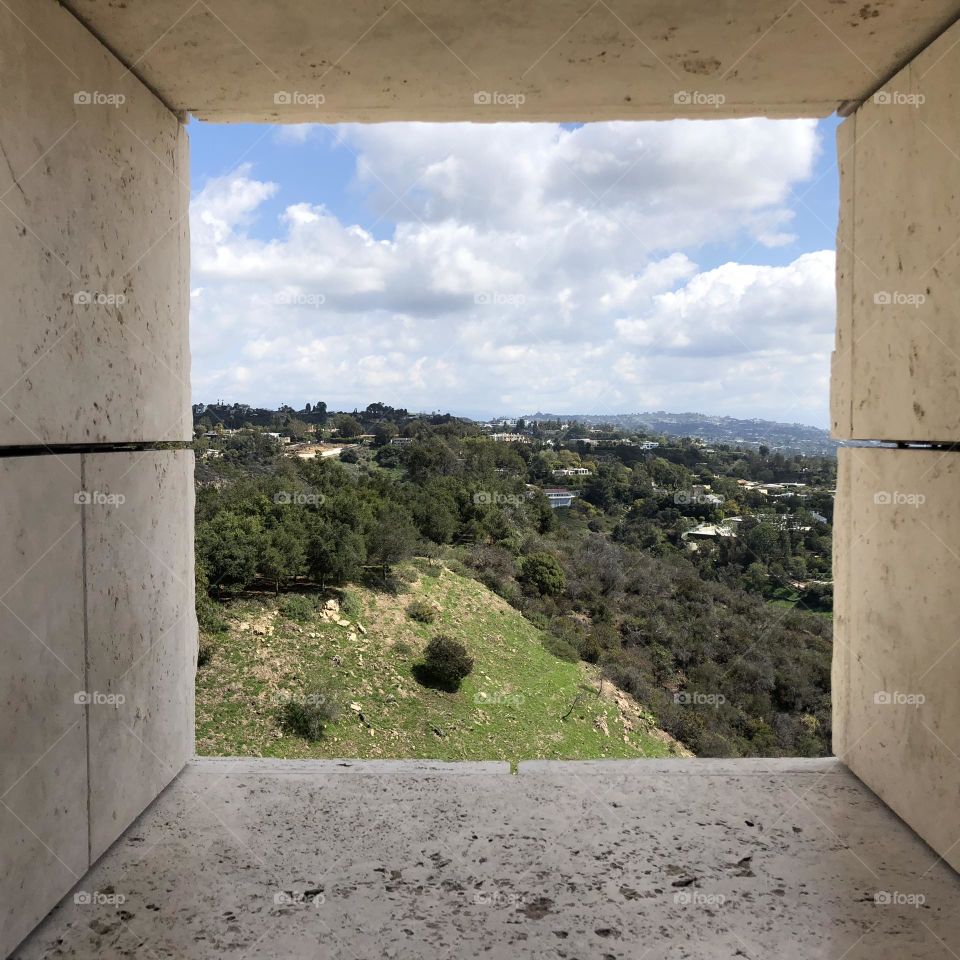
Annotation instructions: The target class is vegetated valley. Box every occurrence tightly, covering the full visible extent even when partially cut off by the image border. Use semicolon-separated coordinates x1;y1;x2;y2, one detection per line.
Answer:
194;401;834;760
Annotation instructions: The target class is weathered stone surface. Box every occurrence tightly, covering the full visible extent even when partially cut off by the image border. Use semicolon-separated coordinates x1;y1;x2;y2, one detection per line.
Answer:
63;0;959;121
0;0;190;445
16;758;960;958
83;450;195;861
0;456;87;957
832;18;960;441
834;446;960;870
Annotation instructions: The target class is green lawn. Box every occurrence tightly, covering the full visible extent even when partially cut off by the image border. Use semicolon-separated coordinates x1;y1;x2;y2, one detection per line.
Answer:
196;563;681;763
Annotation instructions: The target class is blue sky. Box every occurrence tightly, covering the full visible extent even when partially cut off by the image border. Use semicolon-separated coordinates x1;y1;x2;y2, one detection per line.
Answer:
188;118;840;426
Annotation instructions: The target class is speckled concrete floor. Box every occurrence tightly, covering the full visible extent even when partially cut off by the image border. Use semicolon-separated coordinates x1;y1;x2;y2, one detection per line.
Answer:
14;758;960;959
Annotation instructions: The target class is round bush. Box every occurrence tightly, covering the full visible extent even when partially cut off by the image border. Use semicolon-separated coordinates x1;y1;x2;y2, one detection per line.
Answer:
279;594;316;623
280;684;340;740
407;599;438;623
419;635;474;690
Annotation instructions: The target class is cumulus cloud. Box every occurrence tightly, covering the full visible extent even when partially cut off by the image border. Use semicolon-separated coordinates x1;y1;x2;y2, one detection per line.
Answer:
190;120;834;425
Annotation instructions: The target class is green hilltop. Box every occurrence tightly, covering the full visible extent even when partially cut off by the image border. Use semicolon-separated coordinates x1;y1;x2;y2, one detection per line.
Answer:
196;562;684;764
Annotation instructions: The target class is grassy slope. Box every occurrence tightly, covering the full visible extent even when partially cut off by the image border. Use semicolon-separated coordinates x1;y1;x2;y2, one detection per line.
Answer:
196;564;682;763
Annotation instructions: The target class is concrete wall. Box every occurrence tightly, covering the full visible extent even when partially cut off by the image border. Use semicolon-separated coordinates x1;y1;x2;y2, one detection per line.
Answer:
0;2;194;956
834;448;960;869
832;18;960;870
0;0;190;446
831;20;960;443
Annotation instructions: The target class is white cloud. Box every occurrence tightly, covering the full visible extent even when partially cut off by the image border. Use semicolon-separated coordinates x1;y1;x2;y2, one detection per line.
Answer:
190;120;834;425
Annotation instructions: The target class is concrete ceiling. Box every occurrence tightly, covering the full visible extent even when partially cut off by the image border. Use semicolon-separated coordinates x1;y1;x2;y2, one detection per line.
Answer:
63;0;960;122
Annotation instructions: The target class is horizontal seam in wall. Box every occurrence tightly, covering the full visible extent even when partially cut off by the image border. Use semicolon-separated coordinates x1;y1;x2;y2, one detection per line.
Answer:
841;442;960;451
0;441;193;458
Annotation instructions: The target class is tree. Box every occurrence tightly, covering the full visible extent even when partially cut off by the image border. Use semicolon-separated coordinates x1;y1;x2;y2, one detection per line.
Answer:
519;552;566;596
260;514;307;592
333;414;362;439
282;417;312;441
373;421;399;447
195;512;264;595
366;503;419;579
306;519;366;588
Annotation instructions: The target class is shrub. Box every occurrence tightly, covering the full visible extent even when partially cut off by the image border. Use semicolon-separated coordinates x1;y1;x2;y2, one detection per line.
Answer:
519;553;566;596
542;633;579;662
338;589;363;619
197;636;215;668
280;684;340;740
417;635;474;690
196;592;229;635
412;558;443;578
278;594;315;623
407;599;438;623
577;634;602;664
393;640;413;656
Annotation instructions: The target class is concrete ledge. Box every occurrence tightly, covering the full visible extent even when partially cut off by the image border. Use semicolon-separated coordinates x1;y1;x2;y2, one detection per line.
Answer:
189;757;512;775
17;753;960;959
518;757;848;775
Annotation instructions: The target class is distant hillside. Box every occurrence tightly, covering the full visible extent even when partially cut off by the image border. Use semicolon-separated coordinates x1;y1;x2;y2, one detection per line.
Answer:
522;411;837;455
196;562;685;763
